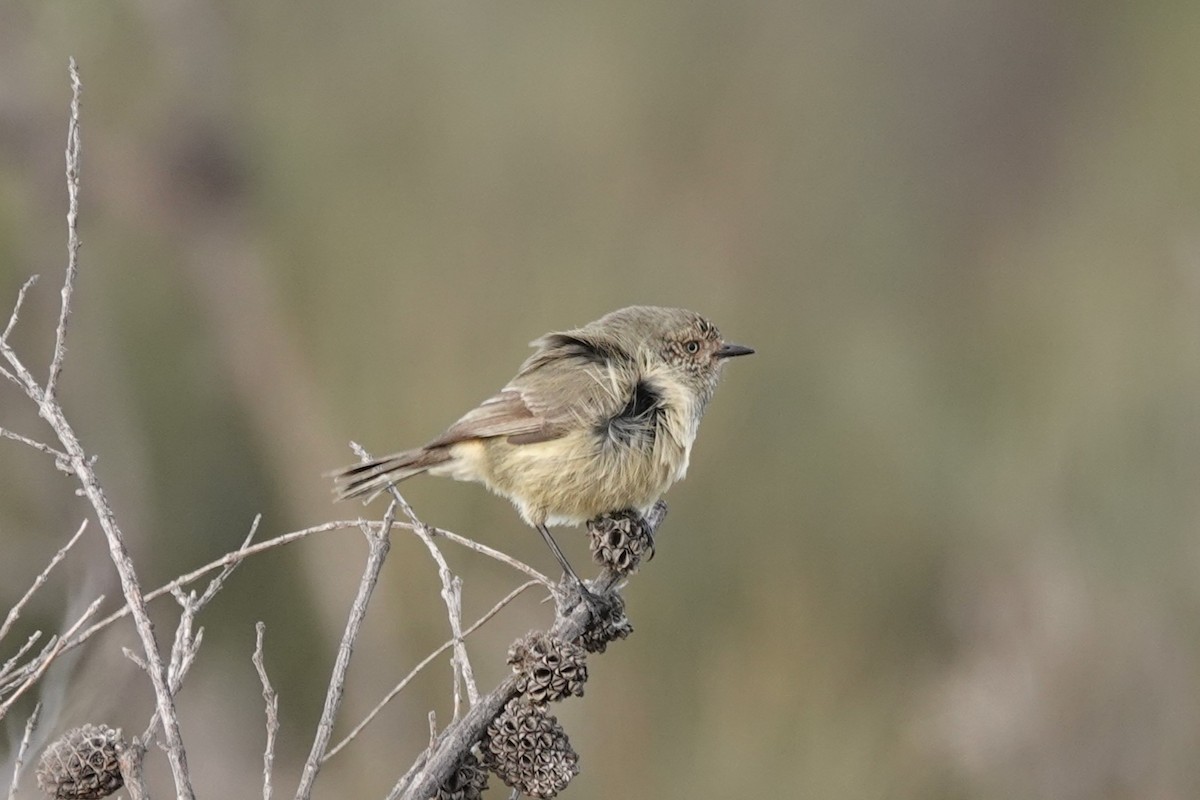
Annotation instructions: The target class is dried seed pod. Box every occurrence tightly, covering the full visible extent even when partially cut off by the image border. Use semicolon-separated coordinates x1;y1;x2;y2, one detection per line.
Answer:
508;631;588;704
36;724;125;800
435;750;489;800
587;509;656;575
484;699;579;799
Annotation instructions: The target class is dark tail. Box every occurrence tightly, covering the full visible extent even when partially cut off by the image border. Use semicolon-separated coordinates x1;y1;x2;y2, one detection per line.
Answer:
331;447;450;501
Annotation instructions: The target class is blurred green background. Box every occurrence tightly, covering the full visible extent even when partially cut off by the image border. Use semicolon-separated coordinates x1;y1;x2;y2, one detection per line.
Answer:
3;1;1200;798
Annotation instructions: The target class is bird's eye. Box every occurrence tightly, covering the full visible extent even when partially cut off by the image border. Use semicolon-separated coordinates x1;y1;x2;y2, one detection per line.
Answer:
685;340;701;354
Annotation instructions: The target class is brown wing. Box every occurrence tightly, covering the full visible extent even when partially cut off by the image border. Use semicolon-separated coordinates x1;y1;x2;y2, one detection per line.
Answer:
426;332;633;448
426;388;564;447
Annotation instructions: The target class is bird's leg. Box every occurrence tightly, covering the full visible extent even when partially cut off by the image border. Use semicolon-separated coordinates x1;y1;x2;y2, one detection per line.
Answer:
534;523;600;607
535;523;584;586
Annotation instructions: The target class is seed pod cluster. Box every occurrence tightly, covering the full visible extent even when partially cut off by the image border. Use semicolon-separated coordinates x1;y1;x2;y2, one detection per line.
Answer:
483;698;579;799
587;509;655;575
434;751;489;800
508;631;588;705
35;724;125;800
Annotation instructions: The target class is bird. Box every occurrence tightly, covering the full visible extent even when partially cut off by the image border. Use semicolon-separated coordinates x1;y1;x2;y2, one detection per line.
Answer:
332;305;753;584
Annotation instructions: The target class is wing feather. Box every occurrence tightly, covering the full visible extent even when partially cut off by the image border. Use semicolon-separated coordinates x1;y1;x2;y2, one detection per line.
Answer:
425;331;633;449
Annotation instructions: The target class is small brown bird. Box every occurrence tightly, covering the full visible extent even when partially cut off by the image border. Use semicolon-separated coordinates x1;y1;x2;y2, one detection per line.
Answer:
333;305;753;582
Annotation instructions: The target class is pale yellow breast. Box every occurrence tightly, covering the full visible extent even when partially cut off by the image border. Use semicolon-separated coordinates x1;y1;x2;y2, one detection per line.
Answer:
438;370;701;527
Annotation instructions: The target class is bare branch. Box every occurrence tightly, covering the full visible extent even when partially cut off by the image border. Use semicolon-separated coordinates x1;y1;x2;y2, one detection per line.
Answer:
0;632;42;689
352;442;479;709
118;741;149;800
0;595;103;722
0;278;42;393
0;520;87;645
122;646;148;673
45;59;81;402
0;520;366;696
1;275;38;345
252;622;279;800
393;505;668;800
0;336;41;395
0;426;70;463
425;525;552;588
0;61;197;797
387;676;521;800
399;507;479;711
50;427;193;795
293;501;396;800
323;579;543;763
195;514;261;610
344;443;550;586
5;702;40;800
139;590;205;747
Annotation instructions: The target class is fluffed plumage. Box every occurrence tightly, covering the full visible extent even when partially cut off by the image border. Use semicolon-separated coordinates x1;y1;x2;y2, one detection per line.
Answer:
333;306;753;529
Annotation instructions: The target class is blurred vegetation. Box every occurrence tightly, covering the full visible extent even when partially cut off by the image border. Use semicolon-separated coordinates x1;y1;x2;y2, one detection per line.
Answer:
3;1;1200;798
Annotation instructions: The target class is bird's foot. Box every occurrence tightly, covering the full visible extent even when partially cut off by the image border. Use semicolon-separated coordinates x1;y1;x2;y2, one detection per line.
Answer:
572;585;632;654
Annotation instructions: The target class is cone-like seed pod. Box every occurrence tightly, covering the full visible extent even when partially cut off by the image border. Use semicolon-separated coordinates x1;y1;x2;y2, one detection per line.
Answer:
484;699;579;798
576;591;632;654
587;509;655;575
35;724;125;800
508;631;588;704
435;751;490;800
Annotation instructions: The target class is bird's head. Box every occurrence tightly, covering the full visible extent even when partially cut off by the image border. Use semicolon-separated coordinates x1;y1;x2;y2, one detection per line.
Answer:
591;306;754;405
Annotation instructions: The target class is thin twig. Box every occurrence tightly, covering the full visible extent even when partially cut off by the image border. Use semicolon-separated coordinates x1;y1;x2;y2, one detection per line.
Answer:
0;520;87;644
3;61;197;797
195;514;261;609
5;702;40;800
0;520;366;696
0;637;57;700
45;60;81;402
0;364;20;390
1;275;38;345
0;517;530;695
0;426;70;463
0;278;41;393
344;444;551;586
424;526;552;587
252;622;279;800
42;408;193;794
0;334;40;395
293;502;396;800
0;595;103;721
139;590;204;746
323;579;543;763
0;632;42;689
353;443;479;709
400;511;479;711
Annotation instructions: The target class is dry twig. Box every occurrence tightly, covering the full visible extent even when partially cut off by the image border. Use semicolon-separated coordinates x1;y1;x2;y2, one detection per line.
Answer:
293;501;397;800
0;595;104;721
1;275;37;345
0;520;87;645
392;489;479;711
0;632;43;692
5;702;40;800
323;578;544;763
253;622;280;800
0;60;195;797
390;503;667;800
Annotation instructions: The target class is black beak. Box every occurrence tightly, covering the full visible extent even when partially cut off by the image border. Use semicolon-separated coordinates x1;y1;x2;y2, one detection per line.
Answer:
716;342;755;359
